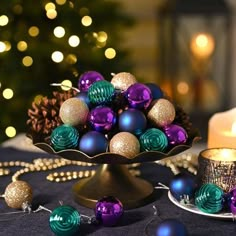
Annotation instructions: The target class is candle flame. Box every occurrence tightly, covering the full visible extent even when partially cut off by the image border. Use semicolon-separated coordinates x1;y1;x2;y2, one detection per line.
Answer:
231;122;236;135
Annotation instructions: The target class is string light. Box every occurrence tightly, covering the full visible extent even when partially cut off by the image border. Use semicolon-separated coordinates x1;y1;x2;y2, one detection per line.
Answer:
28;26;39;37
97;31;108;43
81;16;92;26
0;15;9;26
22;56;33;67
51;51;64;63
5;126;16;138
17;41;28;51
45;2;56;11
65;54;77;64
68;35;80;47
105;48;116;59
0;41;6;53
2;88;14;99
53;26;65;38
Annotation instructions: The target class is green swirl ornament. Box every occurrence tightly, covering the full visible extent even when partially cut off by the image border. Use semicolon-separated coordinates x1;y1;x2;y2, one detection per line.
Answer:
139;128;168;152
49;205;81;236
195;183;224;214
51;124;79;151
88;80;115;105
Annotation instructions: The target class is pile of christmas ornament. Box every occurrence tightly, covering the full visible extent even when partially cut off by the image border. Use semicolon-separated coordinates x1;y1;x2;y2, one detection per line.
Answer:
30;71;191;158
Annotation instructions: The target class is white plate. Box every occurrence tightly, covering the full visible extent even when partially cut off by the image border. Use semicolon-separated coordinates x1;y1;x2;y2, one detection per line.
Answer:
168;191;234;220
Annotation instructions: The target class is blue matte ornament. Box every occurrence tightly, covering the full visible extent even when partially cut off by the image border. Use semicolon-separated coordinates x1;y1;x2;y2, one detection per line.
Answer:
118;108;147;136
169;173;197;202
145;83;163;100
156;219;188;236
76;91;91;108
79;131;108;156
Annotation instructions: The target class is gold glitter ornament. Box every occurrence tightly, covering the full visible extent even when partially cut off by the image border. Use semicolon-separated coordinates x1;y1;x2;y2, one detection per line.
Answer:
4;180;33;209
59;97;89;126
147;98;175;127
109;132;140;159
111;72;137;91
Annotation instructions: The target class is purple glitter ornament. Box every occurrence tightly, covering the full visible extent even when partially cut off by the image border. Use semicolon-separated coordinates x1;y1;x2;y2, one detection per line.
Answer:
164;124;188;145
78;71;104;92
95;196;123;227
88;106;116;133
125;83;152;109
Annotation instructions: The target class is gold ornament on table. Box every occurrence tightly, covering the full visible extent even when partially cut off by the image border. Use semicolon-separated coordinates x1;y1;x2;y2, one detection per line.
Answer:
110;72;137;91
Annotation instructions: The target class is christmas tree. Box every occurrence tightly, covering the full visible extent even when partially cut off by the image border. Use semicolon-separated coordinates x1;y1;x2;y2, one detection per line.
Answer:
0;0;134;143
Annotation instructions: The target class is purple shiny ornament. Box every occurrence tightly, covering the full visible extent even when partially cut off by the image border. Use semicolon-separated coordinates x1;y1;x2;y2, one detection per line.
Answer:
95;196;123;227
227;187;236;214
125;83;152;109
164;124;188;145
88;106;116;133
78;71;104;92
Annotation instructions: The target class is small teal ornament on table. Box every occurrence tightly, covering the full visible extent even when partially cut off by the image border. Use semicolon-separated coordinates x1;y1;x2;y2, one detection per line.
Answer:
49;205;81;236
139;128;168;152
195;183;224;214
88;80;115;105
51;124;79;151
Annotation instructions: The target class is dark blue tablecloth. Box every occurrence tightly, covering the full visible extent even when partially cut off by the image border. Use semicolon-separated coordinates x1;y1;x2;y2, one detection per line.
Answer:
0;147;235;236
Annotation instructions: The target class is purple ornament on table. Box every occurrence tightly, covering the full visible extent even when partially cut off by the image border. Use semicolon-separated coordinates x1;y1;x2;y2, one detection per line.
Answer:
88;106;116;133
78;71;104;92
79;131;108;156
156;219;188;236
226;187;236;214
119;108;147;136
125;83;152;110
164;124;188;146
95;196;123;227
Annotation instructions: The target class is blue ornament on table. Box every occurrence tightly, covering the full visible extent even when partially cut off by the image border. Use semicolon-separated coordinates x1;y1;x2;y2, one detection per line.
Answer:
49;205;81;236
169;173;197;202
51;124;79;151
118;108;147;136
145;83;164;100
88;106;116;133
88;80;115;105
79;131;108;156
156;219;188;236
164;124;188;146
75;91;91;108
78;70;104;92
125;83;152;110
95;196;124;227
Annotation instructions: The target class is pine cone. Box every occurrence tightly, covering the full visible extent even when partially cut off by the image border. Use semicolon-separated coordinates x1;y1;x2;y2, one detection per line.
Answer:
27;90;77;136
174;104;193;135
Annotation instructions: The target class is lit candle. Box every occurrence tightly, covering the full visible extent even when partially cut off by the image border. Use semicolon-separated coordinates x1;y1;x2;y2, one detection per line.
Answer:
190;33;215;59
208;108;236;148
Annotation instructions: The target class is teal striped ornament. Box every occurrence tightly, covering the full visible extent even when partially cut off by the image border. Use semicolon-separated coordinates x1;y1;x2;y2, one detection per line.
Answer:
51;124;79;151
195;183;224;214
139;128;168;152
49;205;81;236
88;80;115;105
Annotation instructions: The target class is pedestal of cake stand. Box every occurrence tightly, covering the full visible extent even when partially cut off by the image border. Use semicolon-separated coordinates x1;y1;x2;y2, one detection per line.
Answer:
72;163;154;209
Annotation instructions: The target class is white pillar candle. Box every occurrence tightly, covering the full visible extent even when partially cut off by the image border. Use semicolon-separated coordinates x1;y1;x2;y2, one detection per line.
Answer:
208;108;236;148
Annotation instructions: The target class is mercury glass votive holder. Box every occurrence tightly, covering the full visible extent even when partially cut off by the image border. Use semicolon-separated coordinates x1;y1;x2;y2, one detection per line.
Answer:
197;148;236;192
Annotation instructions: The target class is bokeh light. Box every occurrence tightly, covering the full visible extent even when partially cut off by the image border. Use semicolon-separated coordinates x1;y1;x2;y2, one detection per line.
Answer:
54;26;65;38
17;41;28;51
3;88;14;99
0;41;6;52
51;51;64;63
81;16;92;26
28;26;40;37
56;0;67;5
22;56;33;67
105;48;116;59
45;2;56;11
97;31;108;43
46;9;57;19
68;35;80;47
5;126;16;138
61;80;72;91
66;54;77;64
0;15;9;26
177;81;189;95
